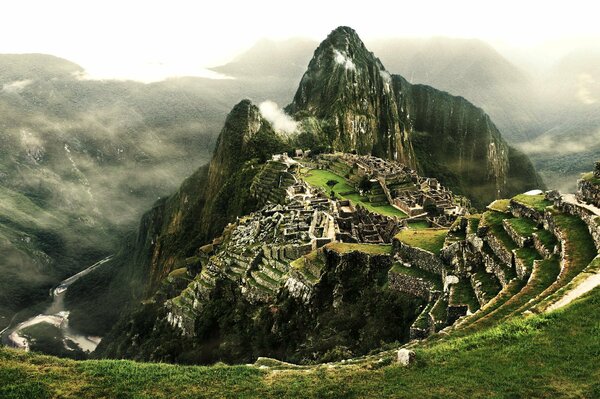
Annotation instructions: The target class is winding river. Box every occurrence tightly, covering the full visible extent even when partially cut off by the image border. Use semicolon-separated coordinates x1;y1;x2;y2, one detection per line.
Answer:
1;255;113;352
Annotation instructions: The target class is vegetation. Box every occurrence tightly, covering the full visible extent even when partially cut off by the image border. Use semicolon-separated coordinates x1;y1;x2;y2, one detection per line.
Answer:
302;169;407;218
326;242;392;255
581;171;600;185
450;280;480;313
512;194;552;212
535;229;558;252
481;211;517;250
3;286;598;398
505;217;538;238
487;199;510;213
395;229;448;255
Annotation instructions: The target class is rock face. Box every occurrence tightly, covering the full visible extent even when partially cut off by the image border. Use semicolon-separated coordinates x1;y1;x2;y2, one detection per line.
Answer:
287;26;543;206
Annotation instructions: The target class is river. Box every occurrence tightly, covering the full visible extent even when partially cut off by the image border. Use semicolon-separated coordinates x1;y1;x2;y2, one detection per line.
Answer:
1;255;113;352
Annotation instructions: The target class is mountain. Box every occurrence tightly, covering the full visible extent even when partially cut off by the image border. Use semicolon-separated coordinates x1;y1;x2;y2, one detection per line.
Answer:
368;37;541;142
0;54;293;333
66;27;544;364
288;27;542;204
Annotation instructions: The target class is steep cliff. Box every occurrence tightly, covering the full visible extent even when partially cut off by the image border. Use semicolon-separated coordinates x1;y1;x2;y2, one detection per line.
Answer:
66;100;286;332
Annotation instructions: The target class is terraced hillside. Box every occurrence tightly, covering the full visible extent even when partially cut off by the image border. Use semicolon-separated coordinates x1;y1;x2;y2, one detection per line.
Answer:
2;163;600;398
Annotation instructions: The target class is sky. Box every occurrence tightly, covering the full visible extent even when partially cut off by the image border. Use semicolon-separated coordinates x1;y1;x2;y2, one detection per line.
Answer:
2;0;599;81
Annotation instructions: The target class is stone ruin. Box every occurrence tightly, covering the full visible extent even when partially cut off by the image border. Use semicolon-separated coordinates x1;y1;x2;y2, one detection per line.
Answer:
317;153;468;226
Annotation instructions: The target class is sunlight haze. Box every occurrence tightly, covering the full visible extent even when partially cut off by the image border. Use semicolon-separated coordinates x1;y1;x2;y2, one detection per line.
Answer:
1;0;599;81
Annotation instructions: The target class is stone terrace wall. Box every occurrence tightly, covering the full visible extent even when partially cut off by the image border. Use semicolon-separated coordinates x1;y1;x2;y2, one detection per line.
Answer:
388;269;439;301
502;219;533;248
510;199;545;224
393;240;445;275
577;179;600;209
486;233;513;268
555;199;600;251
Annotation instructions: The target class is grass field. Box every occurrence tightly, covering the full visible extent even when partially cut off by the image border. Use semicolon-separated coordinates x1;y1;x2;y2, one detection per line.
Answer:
302;169;407;218
1;286;599;398
326;242;393;255
395;229;448;255
512;194;552;212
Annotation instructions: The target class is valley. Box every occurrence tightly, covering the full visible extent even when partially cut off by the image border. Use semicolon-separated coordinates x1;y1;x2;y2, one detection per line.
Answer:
1;256;112;357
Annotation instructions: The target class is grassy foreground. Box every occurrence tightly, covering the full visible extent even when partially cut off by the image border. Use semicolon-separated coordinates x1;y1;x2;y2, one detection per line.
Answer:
3;286;599;398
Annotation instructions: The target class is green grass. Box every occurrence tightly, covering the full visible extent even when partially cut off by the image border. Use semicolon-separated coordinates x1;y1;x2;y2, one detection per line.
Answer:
407;220;430;230
512;194;552;212
325;242;392;255
2;286;600;398
581;171;600;185
481;211;517;251
515;247;541;272
505;217;538;238
464;257;561;332
395;229;448;255
534;229;557;252
487;199;510;213
450;280;480;313
302;169;407;218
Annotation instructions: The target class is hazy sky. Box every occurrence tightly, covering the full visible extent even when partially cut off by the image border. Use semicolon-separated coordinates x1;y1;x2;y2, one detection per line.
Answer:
2;0;599;81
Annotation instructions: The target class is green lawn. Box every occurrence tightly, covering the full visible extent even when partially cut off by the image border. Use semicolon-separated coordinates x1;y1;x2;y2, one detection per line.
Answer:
487;199;510;213
326;242;392;255
395;229;448;255
302;169;407;218
512;194;552;212
505;217;538;238
481;211;517;251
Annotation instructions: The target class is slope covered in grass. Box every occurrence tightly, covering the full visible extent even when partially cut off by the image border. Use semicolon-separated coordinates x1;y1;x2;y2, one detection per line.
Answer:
3;287;598;398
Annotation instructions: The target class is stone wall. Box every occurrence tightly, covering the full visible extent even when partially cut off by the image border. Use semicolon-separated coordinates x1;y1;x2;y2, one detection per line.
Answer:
393;240;445;275
512;249;532;280
486;233;513;268
532;232;555;259
577;179;600;210
387;269;439;301
510;199;545;224
502;219;533;248
555;199;600;251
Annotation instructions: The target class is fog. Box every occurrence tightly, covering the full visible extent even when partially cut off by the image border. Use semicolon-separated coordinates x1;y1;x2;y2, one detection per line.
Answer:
1;1;598;82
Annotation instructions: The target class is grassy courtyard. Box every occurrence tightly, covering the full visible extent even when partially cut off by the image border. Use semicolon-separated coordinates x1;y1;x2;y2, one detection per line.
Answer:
302;169;407;218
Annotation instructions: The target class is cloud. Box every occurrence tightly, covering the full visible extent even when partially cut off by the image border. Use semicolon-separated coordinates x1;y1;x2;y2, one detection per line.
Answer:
258;101;298;134
518;128;600;155
333;50;356;71
576;73;597;105
2;79;33;93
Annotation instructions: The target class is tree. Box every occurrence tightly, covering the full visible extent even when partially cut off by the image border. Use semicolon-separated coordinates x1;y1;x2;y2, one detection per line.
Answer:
358;175;372;193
